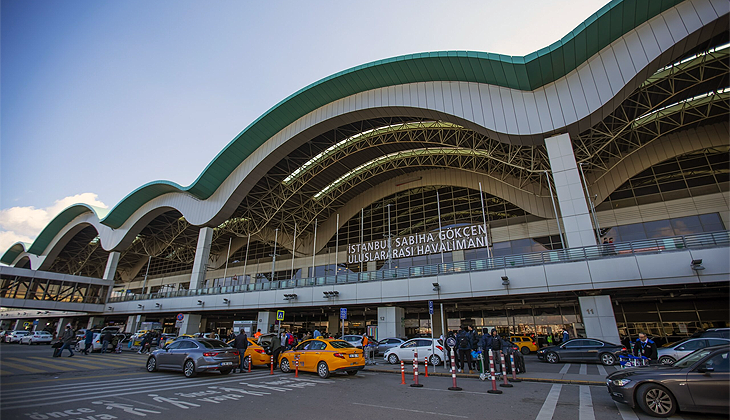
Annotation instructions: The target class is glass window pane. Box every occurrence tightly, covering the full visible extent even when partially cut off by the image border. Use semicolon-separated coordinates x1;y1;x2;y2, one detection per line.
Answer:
643;220;674;238
671;216;702;235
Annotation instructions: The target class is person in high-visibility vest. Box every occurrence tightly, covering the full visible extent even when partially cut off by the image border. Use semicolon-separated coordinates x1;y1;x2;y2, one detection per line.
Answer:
361;333;370;363
254;329;262;339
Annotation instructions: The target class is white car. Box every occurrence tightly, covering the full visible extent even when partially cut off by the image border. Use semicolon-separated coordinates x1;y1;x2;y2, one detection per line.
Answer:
657;337;730;365
75;332;124;352
20;331;53;345
7;331;30;343
383;338;445;365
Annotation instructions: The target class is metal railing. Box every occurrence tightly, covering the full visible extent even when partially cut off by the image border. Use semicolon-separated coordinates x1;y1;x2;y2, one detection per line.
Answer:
107;230;729;303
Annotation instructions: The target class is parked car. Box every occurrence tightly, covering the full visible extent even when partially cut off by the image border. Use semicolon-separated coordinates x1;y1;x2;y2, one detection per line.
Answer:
146;338;239;377
7;331;30;343
695;328;730;339
383;338;445;366
278;338;364;378
0;330;11;342
376;337;406;355
607;344;729;417
74;332;126;352
340;334;365;348
537;338;625;365
510;335;538;354
657;337;730;365
225;336;270;369
20;331;53;345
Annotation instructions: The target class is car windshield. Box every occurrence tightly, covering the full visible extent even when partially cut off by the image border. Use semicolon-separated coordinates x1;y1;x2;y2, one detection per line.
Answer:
329;341;354;349
197;339;230;349
673;348;714;368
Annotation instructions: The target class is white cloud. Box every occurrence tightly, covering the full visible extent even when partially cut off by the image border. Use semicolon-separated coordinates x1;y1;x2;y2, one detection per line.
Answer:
0;193;108;254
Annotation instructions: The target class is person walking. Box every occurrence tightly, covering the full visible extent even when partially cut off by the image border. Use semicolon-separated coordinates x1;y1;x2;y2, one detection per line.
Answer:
101;330;113;354
270;334;283;369
233;329;249;373
58;324;75;357
82;329;94;355
562;329;570;343
313;328;321;339
633;333;658;363
456;326;473;373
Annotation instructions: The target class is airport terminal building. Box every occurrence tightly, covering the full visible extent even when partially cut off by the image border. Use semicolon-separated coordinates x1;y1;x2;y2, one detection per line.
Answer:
1;0;728;345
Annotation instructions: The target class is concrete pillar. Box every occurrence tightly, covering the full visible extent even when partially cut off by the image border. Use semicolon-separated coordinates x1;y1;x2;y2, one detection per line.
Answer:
189;227;214;290
102;251;120;303
125;314;146;333
366;261;377;271
578;296;620;344
377;307;405;340
431;308;444;338
56;318;70;336
178;314;202;335
257;311;276;334
34;319;51;332
87;317;105;330
327;313;340;336
545;133;597;248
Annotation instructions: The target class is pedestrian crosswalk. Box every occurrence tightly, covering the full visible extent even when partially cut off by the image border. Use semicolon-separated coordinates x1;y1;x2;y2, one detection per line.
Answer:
0;352;148;376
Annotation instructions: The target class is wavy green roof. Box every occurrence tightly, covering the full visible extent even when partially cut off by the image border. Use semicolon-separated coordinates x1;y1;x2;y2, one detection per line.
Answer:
1;0;686;265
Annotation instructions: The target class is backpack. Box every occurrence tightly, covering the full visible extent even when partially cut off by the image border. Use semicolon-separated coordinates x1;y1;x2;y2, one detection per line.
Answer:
458;334;470;349
287;334;295;345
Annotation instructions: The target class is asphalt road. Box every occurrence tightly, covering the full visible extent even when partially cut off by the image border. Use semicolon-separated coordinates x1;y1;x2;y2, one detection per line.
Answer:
1;344;726;420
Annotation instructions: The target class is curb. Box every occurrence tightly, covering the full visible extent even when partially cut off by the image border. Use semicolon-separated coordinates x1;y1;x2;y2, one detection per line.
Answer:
364;367;605;386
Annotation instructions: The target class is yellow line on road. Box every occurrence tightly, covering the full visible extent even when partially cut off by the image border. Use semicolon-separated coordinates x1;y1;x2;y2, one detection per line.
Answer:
1;371;142;385
8;357;75;372
26;356;122;370
0;369;12;375
0;360;46;373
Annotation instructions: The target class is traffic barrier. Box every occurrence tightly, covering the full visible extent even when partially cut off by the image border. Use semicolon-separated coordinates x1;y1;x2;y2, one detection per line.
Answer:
400;360;406;385
270;355;274;375
487;349;502;394
295;355;299;378
410;349;423;387
447;348;462;391
509;354;521;382
424;356;429;377
499;351;513;388
248;355;251;373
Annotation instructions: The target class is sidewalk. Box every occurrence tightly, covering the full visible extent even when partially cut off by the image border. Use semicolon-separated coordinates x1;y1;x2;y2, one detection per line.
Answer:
363;359;608;386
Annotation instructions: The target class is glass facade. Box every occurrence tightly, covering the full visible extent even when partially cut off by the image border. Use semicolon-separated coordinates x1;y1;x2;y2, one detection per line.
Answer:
600;213;724;243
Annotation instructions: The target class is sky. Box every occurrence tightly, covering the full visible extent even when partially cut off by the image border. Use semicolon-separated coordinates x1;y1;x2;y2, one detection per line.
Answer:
0;0;609;253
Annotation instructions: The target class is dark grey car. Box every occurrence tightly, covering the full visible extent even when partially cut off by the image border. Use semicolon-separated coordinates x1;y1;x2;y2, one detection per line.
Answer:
376;337;406;355
146;338;240;377
537;338;625;365
607;344;729;417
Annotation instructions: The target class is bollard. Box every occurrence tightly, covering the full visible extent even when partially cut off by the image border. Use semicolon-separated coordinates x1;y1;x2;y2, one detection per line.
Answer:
410;349;423;387
424;356;429;377
509;354;521;382
400;360;406;385
270;354;274;375
448;348;462;391
487;349;503;394
247;355;252;373
295;355;299;378
500;351;513;387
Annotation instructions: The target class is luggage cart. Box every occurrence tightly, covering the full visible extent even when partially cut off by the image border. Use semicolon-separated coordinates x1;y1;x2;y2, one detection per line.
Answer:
619;355;649;368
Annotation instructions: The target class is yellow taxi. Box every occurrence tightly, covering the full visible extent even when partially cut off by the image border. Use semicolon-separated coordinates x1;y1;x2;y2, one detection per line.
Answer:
510;335;538;354
163;334;194;348
278;338;364;378
226;337;271;369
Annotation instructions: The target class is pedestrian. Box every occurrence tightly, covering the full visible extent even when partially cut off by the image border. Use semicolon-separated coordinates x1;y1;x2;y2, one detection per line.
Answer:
456;326;474;373
621;335;631;350
101;330;113;354
58;324;75;357
562;329;569;343
233;329;249;373
313;328;321;339
547;334;553;346
608;237;616;255
633;333;658;363
486;329;503;373
270;333;283;369
361;333;370;363
138;332;152;355
83;328;94;355
228;331;236;341
254;329;262;339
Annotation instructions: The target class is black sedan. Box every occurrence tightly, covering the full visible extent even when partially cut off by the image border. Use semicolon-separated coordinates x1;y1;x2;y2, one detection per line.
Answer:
536;338;625;365
607;344;729;417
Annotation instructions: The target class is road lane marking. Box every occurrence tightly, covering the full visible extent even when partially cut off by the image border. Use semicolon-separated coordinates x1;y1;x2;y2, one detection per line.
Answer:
8;357;75;372
614;401;639;420
597;365;607;376
0;371;143;386
27;356;135;370
0;360;46;373
535;384;562;420
579;385;595;420
559;364;571;374
579;364;587;375
352;402;468;418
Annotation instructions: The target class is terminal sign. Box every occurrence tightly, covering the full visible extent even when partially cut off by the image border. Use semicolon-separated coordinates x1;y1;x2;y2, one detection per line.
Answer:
347;223;488;263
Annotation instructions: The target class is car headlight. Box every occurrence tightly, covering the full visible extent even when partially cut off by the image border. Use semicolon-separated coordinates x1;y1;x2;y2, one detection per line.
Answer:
537;349;545;353
611;378;632;387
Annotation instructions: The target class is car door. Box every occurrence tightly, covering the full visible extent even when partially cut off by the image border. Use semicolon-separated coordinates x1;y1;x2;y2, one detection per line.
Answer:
558;339;585;361
301;340;326;371
582;339;605;362
415;339;435;360
157;340;181;368
685;350;729;412
171;341;198;368
286;341;308;369
397;340;418;360
674;339;707;360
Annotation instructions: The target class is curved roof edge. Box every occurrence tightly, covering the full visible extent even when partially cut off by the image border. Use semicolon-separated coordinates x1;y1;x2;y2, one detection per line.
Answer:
1;0;689;264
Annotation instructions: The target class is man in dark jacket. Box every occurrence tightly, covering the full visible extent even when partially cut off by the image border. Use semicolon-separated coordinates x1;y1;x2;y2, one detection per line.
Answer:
456;327;474;373
57;324;76;357
633;333;658;363
100;330;113;354
233;330;249;373
486;329;503;372
270;335;283;369
82;329;94;355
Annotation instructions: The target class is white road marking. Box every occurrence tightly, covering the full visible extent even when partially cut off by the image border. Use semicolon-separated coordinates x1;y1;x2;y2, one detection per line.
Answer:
614;401;639;420
559;364;571;374
597;365;607;376
579;364;587;375
579;385;595;420
352;402;468;418
535;384;562;420
0;374;164;395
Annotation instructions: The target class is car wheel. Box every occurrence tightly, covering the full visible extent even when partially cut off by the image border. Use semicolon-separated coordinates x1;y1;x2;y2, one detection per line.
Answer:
242;356;251;370
658;356;675;366
346;370;358;376
280;358;291;373
388;354;399;364
546;352;559;364
429;354;442;366
636;383;677;417
600;353;616;366
521;346;530;355
220;368;232;375
146;357;158;372
183;360;197;378
317;361;330;379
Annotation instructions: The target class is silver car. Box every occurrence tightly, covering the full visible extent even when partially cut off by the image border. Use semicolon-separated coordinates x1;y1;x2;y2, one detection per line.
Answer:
7;331;30;343
146;338;239;377
658;337;730;365
376;337;406;355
